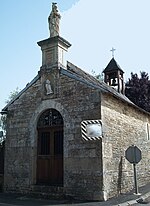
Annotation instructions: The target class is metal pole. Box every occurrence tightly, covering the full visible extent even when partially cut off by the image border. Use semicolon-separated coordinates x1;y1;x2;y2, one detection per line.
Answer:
133;163;138;194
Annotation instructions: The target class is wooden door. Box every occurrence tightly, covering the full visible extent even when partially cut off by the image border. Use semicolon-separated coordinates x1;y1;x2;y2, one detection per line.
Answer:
36;109;63;186
37;128;63;185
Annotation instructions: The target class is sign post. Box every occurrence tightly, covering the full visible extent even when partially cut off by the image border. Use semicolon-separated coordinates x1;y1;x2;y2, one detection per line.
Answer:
133;163;138;194
125;145;142;194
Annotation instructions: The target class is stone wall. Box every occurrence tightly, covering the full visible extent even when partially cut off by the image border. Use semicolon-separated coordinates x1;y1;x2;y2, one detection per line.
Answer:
0;142;4;191
101;93;150;199
4;68;104;200
5;66;150;201
4;76;42;193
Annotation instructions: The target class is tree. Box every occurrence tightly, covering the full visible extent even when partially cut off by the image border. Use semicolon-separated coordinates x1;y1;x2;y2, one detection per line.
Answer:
91;70;104;81
0;87;20;139
5;87;20;104
125;71;150;112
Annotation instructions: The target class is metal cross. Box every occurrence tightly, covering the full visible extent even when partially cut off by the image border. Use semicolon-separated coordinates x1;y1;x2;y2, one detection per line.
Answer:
110;47;116;58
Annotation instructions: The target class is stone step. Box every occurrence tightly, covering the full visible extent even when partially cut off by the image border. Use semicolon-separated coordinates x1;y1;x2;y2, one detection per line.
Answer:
30;185;65;199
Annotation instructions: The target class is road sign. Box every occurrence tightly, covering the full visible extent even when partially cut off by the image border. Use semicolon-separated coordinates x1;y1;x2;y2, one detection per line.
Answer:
125;145;142;164
125;145;142;194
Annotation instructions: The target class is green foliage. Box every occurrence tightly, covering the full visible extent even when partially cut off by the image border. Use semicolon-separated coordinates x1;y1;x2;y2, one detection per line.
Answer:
125;71;150;112
5;87;20;104
0;115;6;131
91;70;104;81
0;87;20;135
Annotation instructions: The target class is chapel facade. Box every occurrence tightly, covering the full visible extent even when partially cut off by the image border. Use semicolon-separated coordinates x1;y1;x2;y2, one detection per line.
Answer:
1;4;150;201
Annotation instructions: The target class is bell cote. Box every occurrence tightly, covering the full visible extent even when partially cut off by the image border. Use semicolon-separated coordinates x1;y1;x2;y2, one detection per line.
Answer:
103;58;125;94
37;3;71;69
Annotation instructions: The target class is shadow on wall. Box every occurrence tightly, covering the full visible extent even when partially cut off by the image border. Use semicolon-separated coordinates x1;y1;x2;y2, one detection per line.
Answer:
117;156;123;194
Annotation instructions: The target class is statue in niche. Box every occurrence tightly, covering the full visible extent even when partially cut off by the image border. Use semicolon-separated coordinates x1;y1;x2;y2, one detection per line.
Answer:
48;3;61;37
45;79;53;95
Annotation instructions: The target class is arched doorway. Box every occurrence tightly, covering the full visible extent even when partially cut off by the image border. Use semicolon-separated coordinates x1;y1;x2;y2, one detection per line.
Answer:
36;109;63;186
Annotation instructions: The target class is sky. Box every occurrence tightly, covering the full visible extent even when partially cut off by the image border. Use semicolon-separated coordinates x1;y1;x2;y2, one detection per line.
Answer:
1;0;150;110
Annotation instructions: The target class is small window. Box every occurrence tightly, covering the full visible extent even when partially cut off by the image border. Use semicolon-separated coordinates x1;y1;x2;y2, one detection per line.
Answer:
146;123;150;141
37;109;63;128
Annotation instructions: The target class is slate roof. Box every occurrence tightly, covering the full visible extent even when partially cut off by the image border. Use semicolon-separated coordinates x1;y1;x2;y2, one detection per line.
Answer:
1;61;150;115
61;61;149;115
63;61;133;104
103;57;124;73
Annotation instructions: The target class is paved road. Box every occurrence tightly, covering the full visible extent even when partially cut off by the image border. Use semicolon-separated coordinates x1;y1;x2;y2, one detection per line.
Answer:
133;196;150;205
0;193;71;206
0;188;150;206
0;204;17;206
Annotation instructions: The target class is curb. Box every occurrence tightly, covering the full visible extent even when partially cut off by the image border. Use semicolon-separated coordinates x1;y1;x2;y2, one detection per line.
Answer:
114;199;137;206
113;191;150;206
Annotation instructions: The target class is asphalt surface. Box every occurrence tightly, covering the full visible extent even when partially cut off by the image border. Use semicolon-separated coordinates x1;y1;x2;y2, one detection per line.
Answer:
132;196;150;205
0;182;149;206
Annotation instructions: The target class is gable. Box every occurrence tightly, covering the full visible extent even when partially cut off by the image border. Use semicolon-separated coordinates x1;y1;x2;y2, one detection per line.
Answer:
2;75;40;111
2;61;150;118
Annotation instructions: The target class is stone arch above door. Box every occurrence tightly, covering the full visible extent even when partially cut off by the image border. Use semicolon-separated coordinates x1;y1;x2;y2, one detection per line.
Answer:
29;100;69;146
29;99;71;185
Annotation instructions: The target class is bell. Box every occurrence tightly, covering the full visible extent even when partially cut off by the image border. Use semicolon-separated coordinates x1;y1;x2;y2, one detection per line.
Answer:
111;78;118;86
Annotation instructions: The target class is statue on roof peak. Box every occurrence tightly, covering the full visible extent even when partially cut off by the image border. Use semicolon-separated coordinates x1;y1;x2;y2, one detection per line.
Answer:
48;3;61;37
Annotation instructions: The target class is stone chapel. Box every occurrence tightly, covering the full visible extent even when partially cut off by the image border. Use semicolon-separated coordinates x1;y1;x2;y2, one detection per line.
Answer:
1;3;150;201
